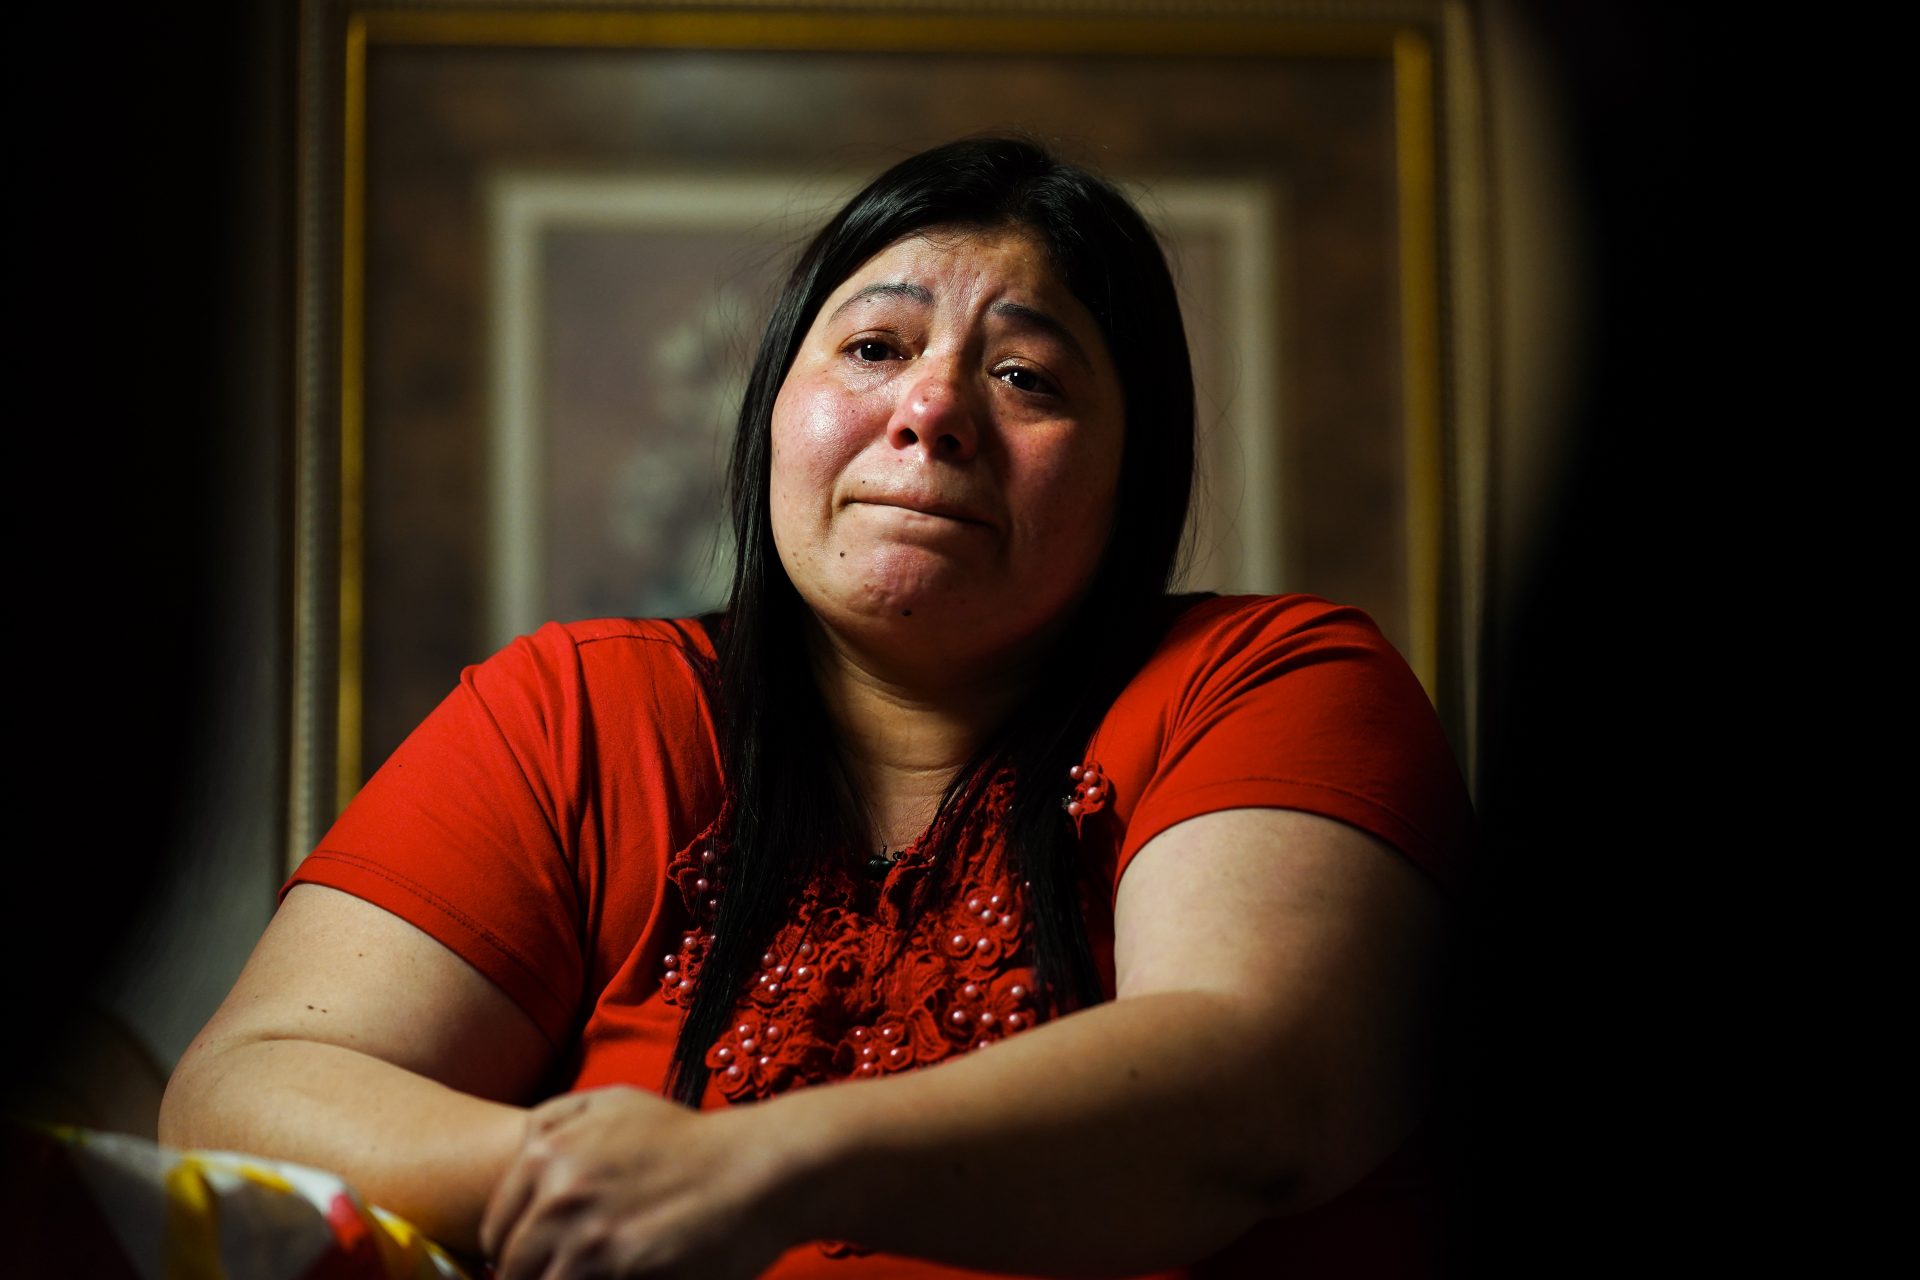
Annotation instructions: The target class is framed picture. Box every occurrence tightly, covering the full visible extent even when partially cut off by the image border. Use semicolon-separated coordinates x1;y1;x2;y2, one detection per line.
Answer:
291;0;1491;865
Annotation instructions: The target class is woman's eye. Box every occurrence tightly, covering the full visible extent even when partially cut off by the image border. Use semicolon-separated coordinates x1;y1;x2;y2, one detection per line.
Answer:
997;366;1056;395
850;339;894;363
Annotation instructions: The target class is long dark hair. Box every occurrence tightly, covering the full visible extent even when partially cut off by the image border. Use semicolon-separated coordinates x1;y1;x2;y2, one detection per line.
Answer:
667;136;1197;1104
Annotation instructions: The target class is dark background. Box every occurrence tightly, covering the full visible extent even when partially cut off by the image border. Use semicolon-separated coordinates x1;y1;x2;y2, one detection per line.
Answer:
12;3;1721;1272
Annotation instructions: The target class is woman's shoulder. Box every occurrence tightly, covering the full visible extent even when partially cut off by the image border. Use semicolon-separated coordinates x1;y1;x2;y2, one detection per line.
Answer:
477;616;719;694
537;615;720;662
1107;591;1416;719
1094;593;1471;886
1161;588;1384;631
1139;591;1403;678
458;616;723;760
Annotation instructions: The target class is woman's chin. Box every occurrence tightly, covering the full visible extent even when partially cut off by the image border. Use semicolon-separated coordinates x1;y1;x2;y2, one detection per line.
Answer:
786;545;1082;674
801;550;975;621
830;578;976;628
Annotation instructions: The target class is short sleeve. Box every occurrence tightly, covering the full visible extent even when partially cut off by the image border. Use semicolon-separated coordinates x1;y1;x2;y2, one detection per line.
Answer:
284;623;595;1047
1105;596;1473;898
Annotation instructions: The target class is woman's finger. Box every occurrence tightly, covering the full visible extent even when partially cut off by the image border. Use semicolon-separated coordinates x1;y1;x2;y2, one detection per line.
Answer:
479;1126;541;1259
531;1094;591;1134
491;1182;573;1280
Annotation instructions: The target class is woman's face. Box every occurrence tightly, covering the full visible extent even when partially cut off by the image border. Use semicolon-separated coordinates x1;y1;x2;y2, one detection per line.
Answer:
769;224;1126;673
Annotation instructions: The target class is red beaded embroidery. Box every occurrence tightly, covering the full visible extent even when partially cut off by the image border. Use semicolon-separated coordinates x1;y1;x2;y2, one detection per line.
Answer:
1062;758;1110;836
660;772;1045;1105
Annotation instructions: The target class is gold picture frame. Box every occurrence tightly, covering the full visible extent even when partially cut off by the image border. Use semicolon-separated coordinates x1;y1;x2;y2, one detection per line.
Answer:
291;0;1490;869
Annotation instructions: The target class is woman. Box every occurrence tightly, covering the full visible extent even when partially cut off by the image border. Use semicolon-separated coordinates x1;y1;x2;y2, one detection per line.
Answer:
162;137;1470;1278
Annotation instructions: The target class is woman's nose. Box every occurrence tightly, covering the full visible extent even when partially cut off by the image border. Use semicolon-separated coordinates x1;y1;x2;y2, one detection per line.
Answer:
886;362;979;461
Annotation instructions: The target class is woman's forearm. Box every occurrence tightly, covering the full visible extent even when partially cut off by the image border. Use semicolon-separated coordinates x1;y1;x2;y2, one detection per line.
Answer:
159;1036;526;1255
759;989;1338;1276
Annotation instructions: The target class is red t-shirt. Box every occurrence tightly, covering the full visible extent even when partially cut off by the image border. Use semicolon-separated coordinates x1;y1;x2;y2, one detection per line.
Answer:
288;594;1472;1277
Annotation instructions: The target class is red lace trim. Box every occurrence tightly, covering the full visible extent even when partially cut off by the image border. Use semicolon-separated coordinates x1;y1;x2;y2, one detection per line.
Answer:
659;773;1046;1102
659;769;1098;1258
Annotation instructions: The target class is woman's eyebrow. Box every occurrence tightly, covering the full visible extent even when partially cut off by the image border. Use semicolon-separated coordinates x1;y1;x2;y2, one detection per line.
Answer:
989;300;1092;371
825;281;932;324
823;283;1093;372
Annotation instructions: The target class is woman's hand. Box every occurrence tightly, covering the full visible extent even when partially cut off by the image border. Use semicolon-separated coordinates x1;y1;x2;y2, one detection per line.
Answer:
471;805;1443;1278
481;1086;801;1280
